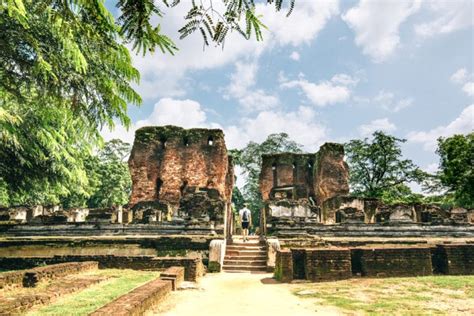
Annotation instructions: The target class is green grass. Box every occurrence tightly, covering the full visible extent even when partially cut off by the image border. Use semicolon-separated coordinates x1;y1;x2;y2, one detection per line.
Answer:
27;269;160;316
294;275;474;316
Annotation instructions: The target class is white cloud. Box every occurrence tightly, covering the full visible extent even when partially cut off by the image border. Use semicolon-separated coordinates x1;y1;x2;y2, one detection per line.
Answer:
342;0;421;62
423;163;439;174
451;68;468;84
463;82;474;97
407;104;474;151
358;118;397;137
289;51;300;61
415;0;474;38
132;1;339;100
101;98;217;144
224;61;279;112
450;67;474;97
225;106;327;150
373;90;414;112
261;1;340;46
280;73;358;107
102;98;328;152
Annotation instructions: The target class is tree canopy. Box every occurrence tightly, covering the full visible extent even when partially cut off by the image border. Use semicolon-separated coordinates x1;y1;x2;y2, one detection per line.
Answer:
435;133;474;209
230;133;303;227
345;131;426;202
0;0;293;207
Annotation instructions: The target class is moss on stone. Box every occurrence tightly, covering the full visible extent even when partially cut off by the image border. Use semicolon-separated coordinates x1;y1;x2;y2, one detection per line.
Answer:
207;261;221;273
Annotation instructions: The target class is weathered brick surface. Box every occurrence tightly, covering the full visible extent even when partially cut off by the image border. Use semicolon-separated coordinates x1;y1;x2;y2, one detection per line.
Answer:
0;270;24;289
90;277;172;316
357;247;432;277
274;249;293;282
160;266;185;290
305;248;352;282
23;261;98;287
128;126;232;205
0;275;105;315
0;255;203;282
433;244;474;275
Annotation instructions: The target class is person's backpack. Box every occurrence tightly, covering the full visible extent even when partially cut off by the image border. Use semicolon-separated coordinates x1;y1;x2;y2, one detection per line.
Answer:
242;209;249;222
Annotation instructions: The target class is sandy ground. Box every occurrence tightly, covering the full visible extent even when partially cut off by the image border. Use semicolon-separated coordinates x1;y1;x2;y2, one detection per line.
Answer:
151;272;342;316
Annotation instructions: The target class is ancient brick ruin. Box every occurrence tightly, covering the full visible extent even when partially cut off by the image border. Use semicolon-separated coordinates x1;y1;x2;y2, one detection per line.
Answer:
128;126;234;234
260;143;350;232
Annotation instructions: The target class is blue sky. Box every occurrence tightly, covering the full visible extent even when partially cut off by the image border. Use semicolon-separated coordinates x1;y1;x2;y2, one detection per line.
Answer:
103;0;473;181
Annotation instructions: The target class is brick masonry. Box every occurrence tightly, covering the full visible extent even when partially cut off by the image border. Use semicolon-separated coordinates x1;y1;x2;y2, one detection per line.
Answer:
23;261;98;287
0;274;105;315
305;248;352;282
355;247;433;277
90;277;172;316
432;244;474;275
274;249;293;282
0;270;25;289
160;266;185;290
0;255;204;282
273;244;474;282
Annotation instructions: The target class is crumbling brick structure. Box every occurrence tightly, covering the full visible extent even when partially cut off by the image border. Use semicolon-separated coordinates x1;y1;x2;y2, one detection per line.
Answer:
260;143;349;232
128;126;234;234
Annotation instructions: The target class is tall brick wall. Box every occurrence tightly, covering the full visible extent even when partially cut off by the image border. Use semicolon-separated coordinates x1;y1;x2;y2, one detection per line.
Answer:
260;143;349;229
129;126;232;206
128;126;233;231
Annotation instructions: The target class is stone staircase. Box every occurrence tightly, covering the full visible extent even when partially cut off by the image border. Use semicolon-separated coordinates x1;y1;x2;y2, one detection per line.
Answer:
223;236;267;272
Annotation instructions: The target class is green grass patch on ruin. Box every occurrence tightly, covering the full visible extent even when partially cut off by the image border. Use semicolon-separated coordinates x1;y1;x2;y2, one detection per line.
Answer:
294;275;474;315
27;269;160;316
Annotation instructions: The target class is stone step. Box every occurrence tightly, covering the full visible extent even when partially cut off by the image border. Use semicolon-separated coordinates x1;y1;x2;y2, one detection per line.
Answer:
225;250;267;257
226;245;266;250
224;255;266;261
223;260;267;266
222;265;267;272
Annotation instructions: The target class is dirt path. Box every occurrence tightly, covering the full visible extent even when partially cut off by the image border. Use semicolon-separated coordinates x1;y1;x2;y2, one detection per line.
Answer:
152;272;342;316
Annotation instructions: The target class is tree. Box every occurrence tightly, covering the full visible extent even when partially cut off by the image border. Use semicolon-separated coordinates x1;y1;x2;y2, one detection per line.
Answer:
435;133;474;208
231;133;303;227
0;0;294;206
345;131;425;201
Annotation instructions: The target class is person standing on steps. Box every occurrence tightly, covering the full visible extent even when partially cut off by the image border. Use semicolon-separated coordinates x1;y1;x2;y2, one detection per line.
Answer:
239;204;252;242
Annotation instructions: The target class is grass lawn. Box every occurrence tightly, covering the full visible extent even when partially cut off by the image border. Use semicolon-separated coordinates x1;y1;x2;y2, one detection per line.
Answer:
294;275;474;315
27;269;160;316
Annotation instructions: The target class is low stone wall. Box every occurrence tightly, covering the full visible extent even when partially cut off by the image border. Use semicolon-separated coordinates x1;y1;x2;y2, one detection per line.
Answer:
0;261;98;289
23;261;98;287
0;255;204;282
90;277;172;316
0;270;25;289
0;236;213;264
355;247;432;277
432;244;474;275
305;248;352;282
0;273;105;314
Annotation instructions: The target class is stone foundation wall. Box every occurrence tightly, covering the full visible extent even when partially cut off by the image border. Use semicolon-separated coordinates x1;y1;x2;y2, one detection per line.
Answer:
0;255;204;282
23;261;98;287
0;270;25;289
356;247;432;277
305;248;352;282
273;244;474;283
432;244;474;275
274;249;293;282
90;277;172;316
